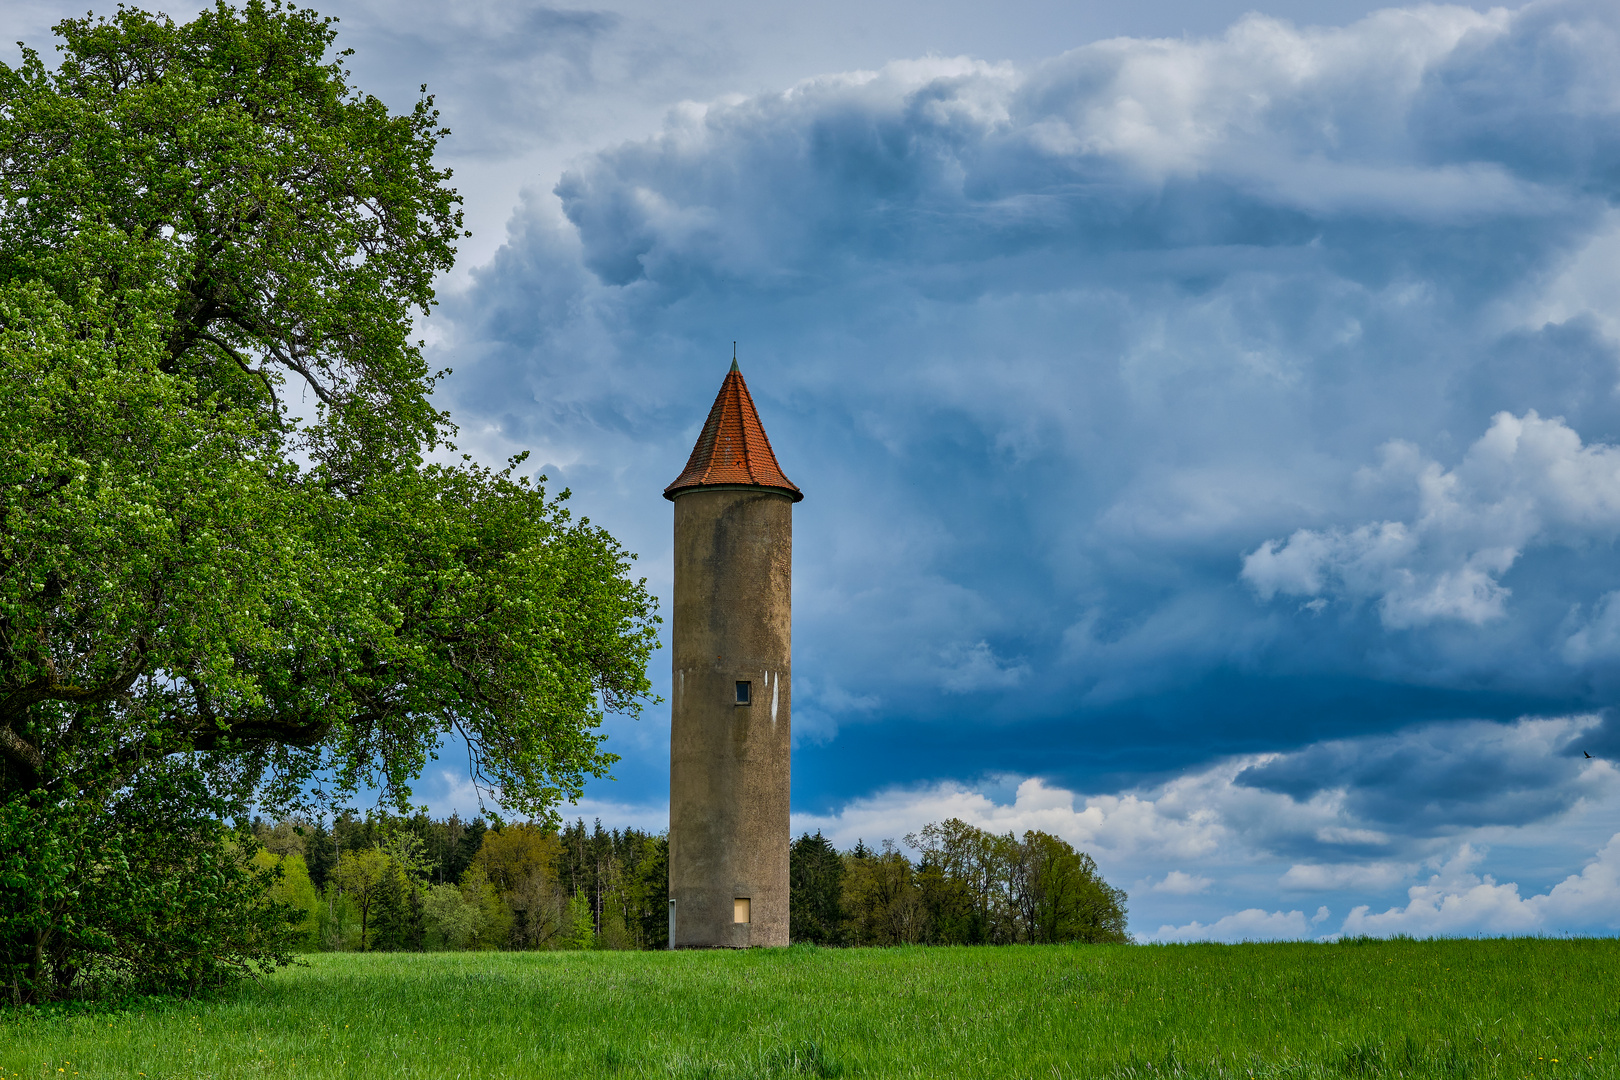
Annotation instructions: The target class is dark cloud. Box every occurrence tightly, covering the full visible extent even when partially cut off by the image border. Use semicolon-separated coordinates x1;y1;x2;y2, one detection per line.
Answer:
1412;0;1620;192
1234;717;1602;832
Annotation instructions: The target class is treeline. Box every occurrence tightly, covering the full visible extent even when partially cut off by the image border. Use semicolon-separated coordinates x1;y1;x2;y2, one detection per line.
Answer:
790;820;1130;946
250;813;668;952
249;813;1127;952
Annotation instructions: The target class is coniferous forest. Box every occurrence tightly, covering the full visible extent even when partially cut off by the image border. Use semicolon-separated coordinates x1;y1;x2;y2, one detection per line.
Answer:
251;814;1128;953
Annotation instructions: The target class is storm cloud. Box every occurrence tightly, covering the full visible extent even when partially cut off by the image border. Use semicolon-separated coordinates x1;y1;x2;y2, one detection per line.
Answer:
411;0;1620;933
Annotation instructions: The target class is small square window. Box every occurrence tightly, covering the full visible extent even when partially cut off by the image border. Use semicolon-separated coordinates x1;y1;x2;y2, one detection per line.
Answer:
734;897;751;924
735;681;751;705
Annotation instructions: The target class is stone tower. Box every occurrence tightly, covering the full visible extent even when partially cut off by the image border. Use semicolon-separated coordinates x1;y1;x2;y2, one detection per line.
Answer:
665;359;802;948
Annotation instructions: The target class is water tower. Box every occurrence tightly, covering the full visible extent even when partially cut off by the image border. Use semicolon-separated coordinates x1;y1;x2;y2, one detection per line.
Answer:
665;359;801;948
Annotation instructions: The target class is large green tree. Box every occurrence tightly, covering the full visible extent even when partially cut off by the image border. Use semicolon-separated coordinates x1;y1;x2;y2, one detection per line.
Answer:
0;1;658;1001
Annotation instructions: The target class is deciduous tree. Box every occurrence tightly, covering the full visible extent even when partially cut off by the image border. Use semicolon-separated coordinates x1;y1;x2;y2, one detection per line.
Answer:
0;0;657;830
841;841;923;946
422;883;482;949
1020;831;1129;944
332;847;391;951
0;1;657;1001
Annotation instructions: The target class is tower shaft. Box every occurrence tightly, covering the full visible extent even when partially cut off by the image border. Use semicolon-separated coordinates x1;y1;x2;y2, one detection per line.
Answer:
668;487;792;947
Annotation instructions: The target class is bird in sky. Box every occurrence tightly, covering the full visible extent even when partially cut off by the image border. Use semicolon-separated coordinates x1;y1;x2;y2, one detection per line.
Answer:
1585;751;1593;758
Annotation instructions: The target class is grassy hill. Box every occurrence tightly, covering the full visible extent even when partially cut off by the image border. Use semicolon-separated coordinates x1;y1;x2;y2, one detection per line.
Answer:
2;938;1615;1078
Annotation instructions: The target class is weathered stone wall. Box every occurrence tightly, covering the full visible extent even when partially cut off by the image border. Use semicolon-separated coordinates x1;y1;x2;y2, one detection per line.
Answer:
668;486;792;948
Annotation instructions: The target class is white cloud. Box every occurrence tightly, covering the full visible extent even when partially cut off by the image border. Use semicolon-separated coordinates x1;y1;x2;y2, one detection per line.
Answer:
417;769;499;820
790;678;882;747
1147;870;1214;895
1244;411;1620;628
1313;826;1393;846
1342;834;1620;936
1023;7;1505;182
1144;833;1620;941
1535;833;1620;927
548;3;1557;293
1148;907;1312;943
447;0;1620;734
794;766;1294;866
551;796;672;835
1235;714;1615;832
1281;861;1413;891
789;708;842;747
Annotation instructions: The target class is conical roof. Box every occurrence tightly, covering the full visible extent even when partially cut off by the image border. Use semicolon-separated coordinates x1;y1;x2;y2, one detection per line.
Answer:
664;361;803;502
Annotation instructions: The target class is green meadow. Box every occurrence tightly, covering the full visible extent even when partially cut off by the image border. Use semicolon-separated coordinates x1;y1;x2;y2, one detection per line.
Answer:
1;939;1615;1079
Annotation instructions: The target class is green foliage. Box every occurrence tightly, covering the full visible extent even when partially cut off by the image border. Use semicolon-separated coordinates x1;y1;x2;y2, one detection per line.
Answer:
3;940;1617;1077
789;831;844;945
565;892;596;951
0;768;299;1004
474;824;566;948
330;848;388;951
459;866;512;951
554;817;669;951
841;841;924;946
280;811;671;953
256;809;1125;957
1020;829;1129;944
252;850;321;948
896;819;1129;945
312;889;361;952
618;829;670;950
0;0;658;1003
0;250;659;811
829;820;1129;947
367;866;425;953
421;884;481;950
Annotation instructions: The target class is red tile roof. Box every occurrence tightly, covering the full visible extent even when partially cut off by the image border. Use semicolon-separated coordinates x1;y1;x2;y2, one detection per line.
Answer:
664;361;803;502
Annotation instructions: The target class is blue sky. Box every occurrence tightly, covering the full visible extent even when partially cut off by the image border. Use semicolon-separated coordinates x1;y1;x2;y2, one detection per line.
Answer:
9;0;1620;940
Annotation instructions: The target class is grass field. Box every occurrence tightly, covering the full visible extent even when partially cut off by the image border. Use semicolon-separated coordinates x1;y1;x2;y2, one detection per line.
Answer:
1;939;1616;1078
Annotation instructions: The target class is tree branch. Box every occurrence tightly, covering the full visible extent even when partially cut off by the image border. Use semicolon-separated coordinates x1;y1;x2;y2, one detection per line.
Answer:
0;633;150;716
196;329;285;423
0;723;45;788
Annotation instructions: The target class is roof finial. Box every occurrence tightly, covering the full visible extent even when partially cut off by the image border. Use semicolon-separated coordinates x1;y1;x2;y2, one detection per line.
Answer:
731;341;739;373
